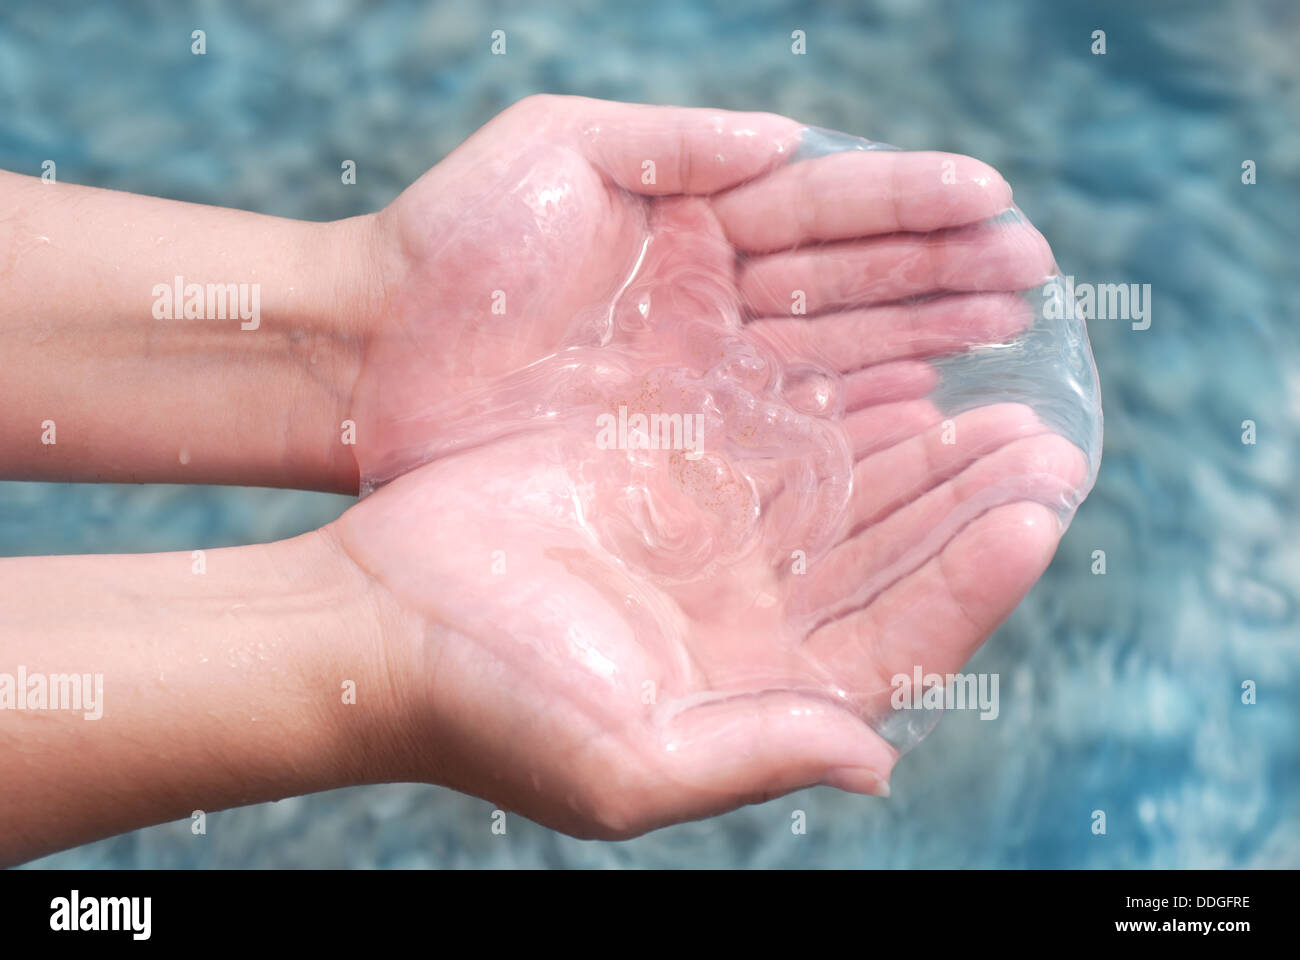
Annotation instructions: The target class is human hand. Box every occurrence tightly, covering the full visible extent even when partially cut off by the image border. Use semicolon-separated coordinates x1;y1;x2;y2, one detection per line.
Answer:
350;94;1057;488
330;394;1085;839
331;97;1095;836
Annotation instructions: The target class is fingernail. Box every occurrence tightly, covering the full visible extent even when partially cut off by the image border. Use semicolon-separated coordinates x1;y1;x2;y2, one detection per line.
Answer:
824;766;891;797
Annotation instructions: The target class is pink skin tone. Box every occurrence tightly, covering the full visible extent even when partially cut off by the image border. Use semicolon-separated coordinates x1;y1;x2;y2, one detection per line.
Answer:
0;95;1087;862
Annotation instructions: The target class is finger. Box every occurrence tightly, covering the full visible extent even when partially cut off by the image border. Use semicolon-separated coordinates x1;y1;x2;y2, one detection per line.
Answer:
803;501;1065;716
747;292;1034;371
841;360;940;411
738;218;1055;315
843;399;944;459
848;403;1048;533
712;150;1013;253
568;96;803;195
792;433;1088;618
655;690;897;815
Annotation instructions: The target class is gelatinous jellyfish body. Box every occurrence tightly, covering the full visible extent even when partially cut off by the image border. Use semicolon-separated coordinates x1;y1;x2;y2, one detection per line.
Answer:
352;120;1102;766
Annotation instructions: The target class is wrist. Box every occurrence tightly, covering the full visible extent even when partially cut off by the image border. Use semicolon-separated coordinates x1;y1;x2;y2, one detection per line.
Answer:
297;523;427;788
311;518;441;788
253;213;375;494
304;211;403;493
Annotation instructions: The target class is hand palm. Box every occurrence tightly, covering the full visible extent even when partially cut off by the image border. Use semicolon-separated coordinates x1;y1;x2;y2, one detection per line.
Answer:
335;96;1097;837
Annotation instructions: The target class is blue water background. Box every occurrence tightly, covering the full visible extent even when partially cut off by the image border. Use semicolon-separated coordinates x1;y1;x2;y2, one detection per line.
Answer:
2;0;1297;867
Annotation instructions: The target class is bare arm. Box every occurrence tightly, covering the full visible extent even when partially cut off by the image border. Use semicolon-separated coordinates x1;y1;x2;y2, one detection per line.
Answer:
0;170;379;493
0;530;414;865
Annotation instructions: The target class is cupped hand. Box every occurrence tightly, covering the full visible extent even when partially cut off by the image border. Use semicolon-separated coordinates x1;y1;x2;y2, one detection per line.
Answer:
331;395;1085;840
330;96;1094;838
351;94;1050;486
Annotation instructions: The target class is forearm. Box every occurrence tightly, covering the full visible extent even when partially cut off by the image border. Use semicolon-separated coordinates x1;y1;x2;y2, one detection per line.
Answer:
0;170;378;493
0;529;411;865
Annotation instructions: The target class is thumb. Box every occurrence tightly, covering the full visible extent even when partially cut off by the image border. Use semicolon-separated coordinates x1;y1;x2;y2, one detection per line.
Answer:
656;689;897;816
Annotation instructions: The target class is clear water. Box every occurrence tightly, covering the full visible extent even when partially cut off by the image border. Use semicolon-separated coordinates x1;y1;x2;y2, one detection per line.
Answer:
4;0;1297;868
